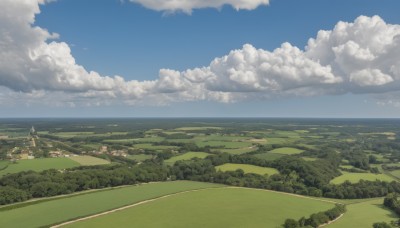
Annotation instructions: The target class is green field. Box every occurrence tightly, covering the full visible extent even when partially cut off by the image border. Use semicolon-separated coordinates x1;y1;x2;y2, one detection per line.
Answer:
68;156;110;166
164;152;211;165
133;143;177;150
0;158;80;176
218;147;257;155
195;141;253;149
330;172;396;184
66;187;335;228
264;137;288;144
175;127;222;131
269;147;304;155
127;154;153;162
329;198;396;228
216;163;279;176
0;181;222;228
254;152;286;161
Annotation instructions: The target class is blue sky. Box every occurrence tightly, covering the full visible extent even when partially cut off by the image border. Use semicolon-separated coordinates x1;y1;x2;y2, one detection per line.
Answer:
1;0;400;117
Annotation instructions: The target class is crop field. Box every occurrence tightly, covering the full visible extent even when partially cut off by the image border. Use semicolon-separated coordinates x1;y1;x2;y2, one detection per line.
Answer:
164;152;211;165
330;172;396;184
269;147;304;155
0;181;223;228
329;198;396;228
216;163;279;176
0;158;80;176
68;156;110;166
66;187;335;228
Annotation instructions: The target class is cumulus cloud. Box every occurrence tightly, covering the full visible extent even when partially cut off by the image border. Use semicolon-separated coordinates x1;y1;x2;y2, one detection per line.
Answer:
1;0;400;107
129;0;269;14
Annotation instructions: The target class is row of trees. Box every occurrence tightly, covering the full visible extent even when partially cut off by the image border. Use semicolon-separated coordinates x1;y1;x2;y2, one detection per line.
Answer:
169;153;400;199
0;162;168;205
283;204;346;228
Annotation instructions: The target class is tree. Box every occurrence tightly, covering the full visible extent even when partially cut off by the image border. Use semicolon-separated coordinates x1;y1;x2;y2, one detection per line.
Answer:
372;222;392;228
283;219;299;228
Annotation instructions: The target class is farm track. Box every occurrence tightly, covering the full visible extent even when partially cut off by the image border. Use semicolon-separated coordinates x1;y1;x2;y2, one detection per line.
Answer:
51;187;217;227
52;186;344;227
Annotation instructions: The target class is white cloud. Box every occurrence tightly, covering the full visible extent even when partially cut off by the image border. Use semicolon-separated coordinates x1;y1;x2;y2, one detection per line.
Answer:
129;0;269;14
1;1;400;108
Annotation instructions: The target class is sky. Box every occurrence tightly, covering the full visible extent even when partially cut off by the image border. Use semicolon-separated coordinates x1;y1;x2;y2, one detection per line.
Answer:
1;0;400;117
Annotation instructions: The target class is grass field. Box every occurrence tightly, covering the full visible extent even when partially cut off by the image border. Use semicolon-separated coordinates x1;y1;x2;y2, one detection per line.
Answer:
218;147;257;155
68;156;110;166
127;154;153;162
216;163;279;176
269;147;304;155
330;172;396;184
0;158;80;176
264;138;288;144
175;127;222;131
195;141;253;149
254;152;286;161
133;143;177;150
329;198;397;228
66;187;335;228
164;152;211;165
0;181;223;228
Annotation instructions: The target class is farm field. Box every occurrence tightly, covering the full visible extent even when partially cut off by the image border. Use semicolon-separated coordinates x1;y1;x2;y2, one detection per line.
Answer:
65;187;335;228
216;163;279;176
195;140;253;149
254;152;286;161
127;154;153;162
0;158;80;176
68;156;110;166
218;147;257;155
0;181;223;228
269;147;304;155
133;143;177;150
164;152;211;165
330;172;396;184
329;198;396;228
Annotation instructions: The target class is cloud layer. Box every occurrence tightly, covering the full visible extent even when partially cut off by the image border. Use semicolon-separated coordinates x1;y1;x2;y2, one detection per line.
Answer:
129;0;270;14
1;0;400;107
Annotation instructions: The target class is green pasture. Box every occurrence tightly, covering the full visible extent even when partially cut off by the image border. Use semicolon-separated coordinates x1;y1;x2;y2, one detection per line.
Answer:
269;147;304;155
133;143;177;151
218;147;257;155
389;170;400;179
330;172;396;184
68;156;110;166
254;153;286;161
164;152;211;165
216;163;279;176
0;158;80;176
264;138;288;144
302;157;317;161
329;198;396;228
195;141;252;149
0;181;223;228
67;187;335;228
127;154;153;162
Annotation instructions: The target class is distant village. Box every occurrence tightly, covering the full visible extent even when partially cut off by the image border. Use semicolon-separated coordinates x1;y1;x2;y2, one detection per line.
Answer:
6;126;128;161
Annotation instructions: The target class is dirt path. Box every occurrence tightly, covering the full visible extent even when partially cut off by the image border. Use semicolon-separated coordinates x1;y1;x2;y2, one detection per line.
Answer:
51;188;213;228
319;213;344;227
